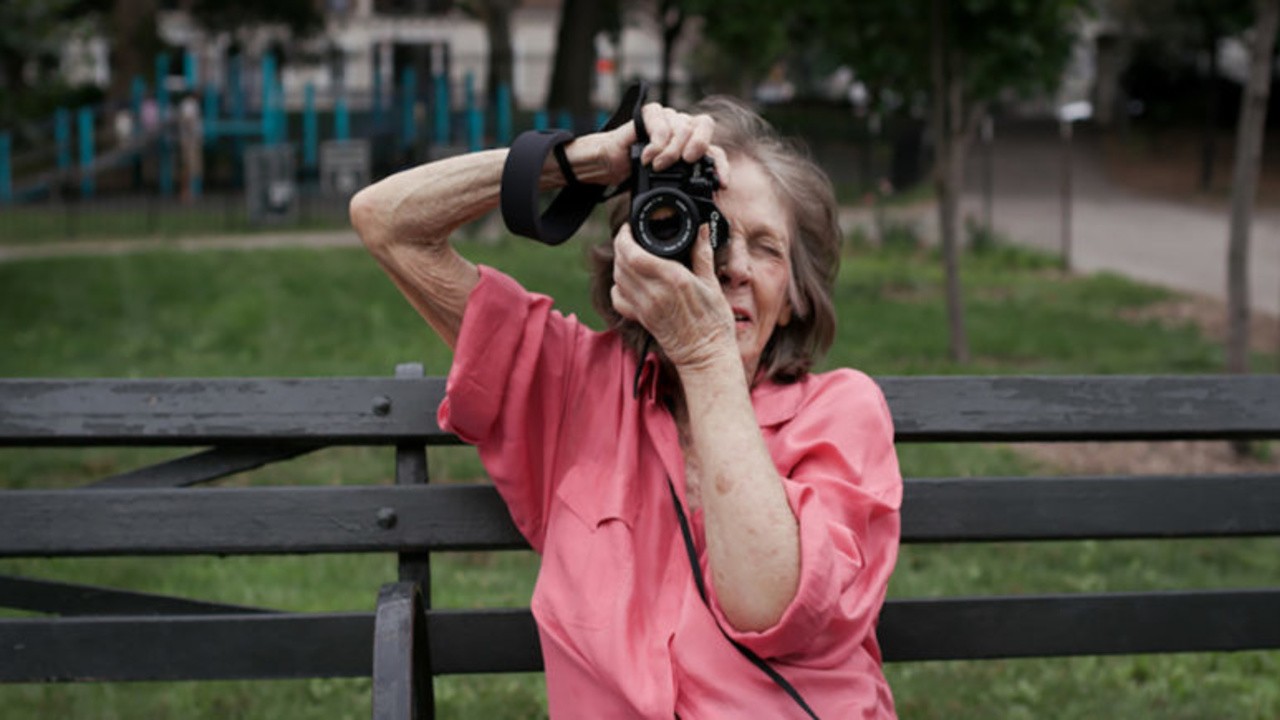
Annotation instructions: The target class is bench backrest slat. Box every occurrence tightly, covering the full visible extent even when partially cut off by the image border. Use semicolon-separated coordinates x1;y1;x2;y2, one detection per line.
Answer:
879;374;1280;441
5;474;1280;559
5;375;1280;446
0;610;544;682
5;589;1279;682
0;486;523;557
903;474;1280;541
878;589;1280;661
0;378;451;446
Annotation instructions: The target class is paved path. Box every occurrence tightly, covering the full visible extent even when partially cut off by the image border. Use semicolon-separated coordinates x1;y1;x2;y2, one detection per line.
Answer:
970;128;1280;317
845;127;1280;317
0;230;362;264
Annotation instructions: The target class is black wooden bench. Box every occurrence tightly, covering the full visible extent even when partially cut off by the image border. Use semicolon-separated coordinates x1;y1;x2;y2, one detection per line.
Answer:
2;366;1279;718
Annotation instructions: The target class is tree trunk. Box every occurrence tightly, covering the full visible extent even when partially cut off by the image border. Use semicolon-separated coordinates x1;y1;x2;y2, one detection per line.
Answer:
547;0;603;126
108;0;158;102
658;0;684;106
931;0;970;364
483;0;516;109
1226;0;1279;379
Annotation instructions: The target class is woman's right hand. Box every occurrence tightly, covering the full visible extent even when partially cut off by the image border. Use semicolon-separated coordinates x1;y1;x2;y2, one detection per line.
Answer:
568;103;723;188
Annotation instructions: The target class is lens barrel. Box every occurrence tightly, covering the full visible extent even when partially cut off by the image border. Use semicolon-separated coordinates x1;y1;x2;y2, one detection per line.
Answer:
631;189;700;259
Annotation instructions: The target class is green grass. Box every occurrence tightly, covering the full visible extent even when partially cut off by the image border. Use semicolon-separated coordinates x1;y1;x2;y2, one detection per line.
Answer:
1;232;1277;719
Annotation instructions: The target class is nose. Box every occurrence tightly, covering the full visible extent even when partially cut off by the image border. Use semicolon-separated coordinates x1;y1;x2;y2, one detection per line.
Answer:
716;236;751;287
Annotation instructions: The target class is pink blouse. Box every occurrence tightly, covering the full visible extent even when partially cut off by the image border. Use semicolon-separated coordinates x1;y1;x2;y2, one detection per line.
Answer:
439;266;902;718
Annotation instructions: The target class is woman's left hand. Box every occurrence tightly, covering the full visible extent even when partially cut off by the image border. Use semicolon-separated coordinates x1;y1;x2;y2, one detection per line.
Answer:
610;223;736;374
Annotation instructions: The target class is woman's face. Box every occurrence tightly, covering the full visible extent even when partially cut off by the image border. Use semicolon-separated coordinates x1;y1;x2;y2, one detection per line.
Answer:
713;157;793;383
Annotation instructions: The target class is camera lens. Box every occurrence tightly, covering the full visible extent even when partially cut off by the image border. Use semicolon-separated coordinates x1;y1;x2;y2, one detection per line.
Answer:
645;202;683;243
633;189;698;258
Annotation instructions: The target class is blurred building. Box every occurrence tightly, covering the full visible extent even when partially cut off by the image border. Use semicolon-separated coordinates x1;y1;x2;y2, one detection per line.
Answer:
143;0;692;112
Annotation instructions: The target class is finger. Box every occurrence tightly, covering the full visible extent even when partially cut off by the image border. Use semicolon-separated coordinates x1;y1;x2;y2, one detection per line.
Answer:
683;114;715;164
615;222;668;281
706;145;732;190
610;285;637;322
639;103;670;166
652;109;694;171
689;224;716;282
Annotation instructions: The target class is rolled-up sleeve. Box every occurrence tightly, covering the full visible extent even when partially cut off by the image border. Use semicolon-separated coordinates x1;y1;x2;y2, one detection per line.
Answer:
708;370;902;661
437;266;585;551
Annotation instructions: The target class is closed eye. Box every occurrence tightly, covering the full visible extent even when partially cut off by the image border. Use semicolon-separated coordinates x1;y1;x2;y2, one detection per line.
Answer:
751;237;786;258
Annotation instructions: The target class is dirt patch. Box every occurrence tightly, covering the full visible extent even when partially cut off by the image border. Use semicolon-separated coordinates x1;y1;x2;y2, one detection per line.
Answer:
1018;440;1280;476
1119;293;1280;356
1100;129;1280;211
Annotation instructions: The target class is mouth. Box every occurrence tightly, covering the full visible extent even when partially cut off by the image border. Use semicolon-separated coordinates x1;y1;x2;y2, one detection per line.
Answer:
731;306;752;327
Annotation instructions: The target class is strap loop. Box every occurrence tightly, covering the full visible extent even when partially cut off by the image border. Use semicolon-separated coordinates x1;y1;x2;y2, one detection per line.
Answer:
500;81;651;246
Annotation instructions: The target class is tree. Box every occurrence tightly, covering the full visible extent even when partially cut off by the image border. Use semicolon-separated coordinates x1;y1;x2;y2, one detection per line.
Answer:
1226;0;1280;382
546;0;619;125
691;0;793;98
812;0;1086;363
1;0;88;107
106;0;158;102
466;0;517;111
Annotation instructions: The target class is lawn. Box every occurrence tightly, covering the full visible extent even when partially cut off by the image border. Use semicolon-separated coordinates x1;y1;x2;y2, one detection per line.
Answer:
1;229;1277;719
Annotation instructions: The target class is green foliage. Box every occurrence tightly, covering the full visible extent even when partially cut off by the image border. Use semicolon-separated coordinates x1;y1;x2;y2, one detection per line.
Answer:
808;0;1090;108
0;0;99;128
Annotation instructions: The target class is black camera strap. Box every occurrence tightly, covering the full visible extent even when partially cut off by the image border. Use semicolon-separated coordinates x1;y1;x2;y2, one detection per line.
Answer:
500;83;649;244
664;476;822;720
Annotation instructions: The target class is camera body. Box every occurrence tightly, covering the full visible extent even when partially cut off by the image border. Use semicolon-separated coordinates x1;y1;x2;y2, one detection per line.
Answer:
628;143;730;266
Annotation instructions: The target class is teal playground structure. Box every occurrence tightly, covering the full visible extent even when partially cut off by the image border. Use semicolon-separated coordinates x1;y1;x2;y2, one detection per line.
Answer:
0;47;601;213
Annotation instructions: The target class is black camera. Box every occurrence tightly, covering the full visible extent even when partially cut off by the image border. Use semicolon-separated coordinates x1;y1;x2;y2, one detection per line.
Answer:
499;80;731;263
628;145;730;266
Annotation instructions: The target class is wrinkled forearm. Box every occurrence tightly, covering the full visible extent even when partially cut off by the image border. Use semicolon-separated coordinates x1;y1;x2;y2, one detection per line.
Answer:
678;354;801;633
349;137;617;347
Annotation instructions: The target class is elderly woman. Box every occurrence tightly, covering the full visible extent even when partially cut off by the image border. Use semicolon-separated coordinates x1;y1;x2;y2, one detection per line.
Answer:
350;96;902;719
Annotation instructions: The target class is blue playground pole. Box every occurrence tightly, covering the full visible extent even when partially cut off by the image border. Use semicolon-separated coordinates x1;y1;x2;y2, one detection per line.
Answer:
496;83;513;146
184;50;198;89
335;93;350;141
0;133;11;204
156;53;174;197
400;67;417;152
78;106;95;198
534;109;548;131
261;54;276;146
433;74;449;145
465;72;482;152
55;108;72;174
275;78;287;145
304;83;318;171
